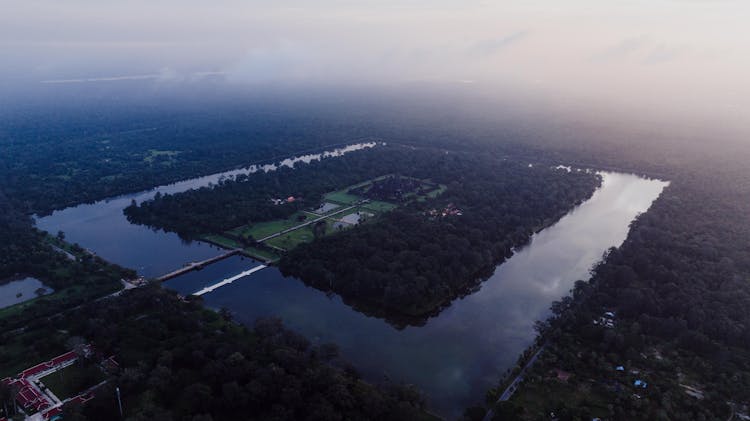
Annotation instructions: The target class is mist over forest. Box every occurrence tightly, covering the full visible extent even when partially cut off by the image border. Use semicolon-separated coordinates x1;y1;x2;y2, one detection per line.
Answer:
2;1;750;420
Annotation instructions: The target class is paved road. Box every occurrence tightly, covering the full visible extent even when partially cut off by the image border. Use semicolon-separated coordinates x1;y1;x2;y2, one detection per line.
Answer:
483;345;546;421
156;249;240;281
257;205;356;242
193;265;267;296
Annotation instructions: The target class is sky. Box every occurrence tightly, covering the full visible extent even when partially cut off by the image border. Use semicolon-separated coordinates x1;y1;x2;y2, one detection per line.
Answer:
2;0;749;141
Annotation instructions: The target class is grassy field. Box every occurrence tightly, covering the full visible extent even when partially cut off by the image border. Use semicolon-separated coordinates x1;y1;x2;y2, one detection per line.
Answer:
425;184;448;198
40;362;105;400
237;213;309;240
143;149;181;164
324;190;362;205
0;331;69;378
361;200;398;213
242;246;280;262
265;226;316;250
200;175;445;256
201;234;242;249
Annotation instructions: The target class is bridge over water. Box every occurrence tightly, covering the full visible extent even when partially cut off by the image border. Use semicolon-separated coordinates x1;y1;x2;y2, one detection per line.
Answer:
155;249;242;282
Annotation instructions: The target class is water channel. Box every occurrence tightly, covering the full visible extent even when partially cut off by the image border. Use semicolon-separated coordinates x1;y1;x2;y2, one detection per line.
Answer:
35;147;667;417
0;277;53;309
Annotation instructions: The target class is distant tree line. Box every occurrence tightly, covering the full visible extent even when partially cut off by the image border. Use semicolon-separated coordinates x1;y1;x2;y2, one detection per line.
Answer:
124;147;435;238
0;99;392;215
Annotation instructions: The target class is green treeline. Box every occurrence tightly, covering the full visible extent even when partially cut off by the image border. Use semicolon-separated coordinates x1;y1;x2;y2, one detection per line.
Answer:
1;102;386;215
124;147;430;237
279;156;600;320
124;146;601;320
1;285;431;421
475;151;750;419
0;191;134;331
491;179;750;420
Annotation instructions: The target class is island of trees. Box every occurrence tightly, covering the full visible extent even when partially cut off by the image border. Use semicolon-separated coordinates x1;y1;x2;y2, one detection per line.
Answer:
124;145;602;323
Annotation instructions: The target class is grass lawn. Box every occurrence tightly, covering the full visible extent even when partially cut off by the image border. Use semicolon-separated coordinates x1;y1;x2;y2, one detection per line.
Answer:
361;200;398;213
265;226;316;250
324;190;362;205
343;174;393;190
233;212;309;240
143;149;181;163
201;234;242;249
416;185;447;202
0;332;69;378
205;175;443;255
242;247;280;262
425;184;448;198
40;362;105;400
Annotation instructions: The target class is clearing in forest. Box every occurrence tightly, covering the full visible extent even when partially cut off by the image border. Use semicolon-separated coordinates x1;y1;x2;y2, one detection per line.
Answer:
202;175;445;260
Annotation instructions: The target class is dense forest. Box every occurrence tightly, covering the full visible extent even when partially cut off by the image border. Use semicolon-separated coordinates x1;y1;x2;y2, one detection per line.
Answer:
124;146;422;237
472;145;750;420
0;190;134;332
0;88;552;216
279;156;600;319
0;97;385;215
1;285;431;421
124;145;601;320
6;95;750;419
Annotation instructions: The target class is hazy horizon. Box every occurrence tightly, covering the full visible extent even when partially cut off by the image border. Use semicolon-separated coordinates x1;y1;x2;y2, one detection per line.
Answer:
2;1;749;149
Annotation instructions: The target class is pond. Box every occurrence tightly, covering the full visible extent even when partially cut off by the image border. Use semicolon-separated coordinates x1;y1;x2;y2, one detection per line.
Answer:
0;277;54;309
36;162;667;417
312;202;340;214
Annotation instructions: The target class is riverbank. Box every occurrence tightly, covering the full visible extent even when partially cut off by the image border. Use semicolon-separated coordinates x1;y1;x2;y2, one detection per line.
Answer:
163;172;665;417
34;145;666;418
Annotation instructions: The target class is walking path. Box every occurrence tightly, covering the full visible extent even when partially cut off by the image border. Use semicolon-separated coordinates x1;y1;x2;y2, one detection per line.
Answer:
193;265;267;296
256;205;356;242
156;249;241;281
483;345;546;421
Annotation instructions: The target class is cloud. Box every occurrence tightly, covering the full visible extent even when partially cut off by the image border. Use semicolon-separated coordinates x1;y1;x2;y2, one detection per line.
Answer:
468;31;528;57
41;74;161;84
223;42;314;84
590;36;648;62
591;36;689;65
40;69;225;84
642;44;688;64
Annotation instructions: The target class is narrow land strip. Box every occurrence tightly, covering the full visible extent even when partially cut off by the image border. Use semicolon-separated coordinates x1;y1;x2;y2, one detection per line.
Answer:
193;265;267;296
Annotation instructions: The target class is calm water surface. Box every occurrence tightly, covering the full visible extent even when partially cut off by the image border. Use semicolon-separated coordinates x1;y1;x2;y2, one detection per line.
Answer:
36;167;666;417
0;277;53;309
35;143;375;278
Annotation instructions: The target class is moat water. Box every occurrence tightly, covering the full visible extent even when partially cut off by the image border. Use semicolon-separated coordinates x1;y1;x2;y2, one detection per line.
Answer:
0;277;53;309
35;153;667;417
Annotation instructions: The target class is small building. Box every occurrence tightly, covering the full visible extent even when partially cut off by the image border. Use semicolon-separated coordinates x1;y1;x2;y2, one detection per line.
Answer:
551;368;571;382
594;311;616;328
